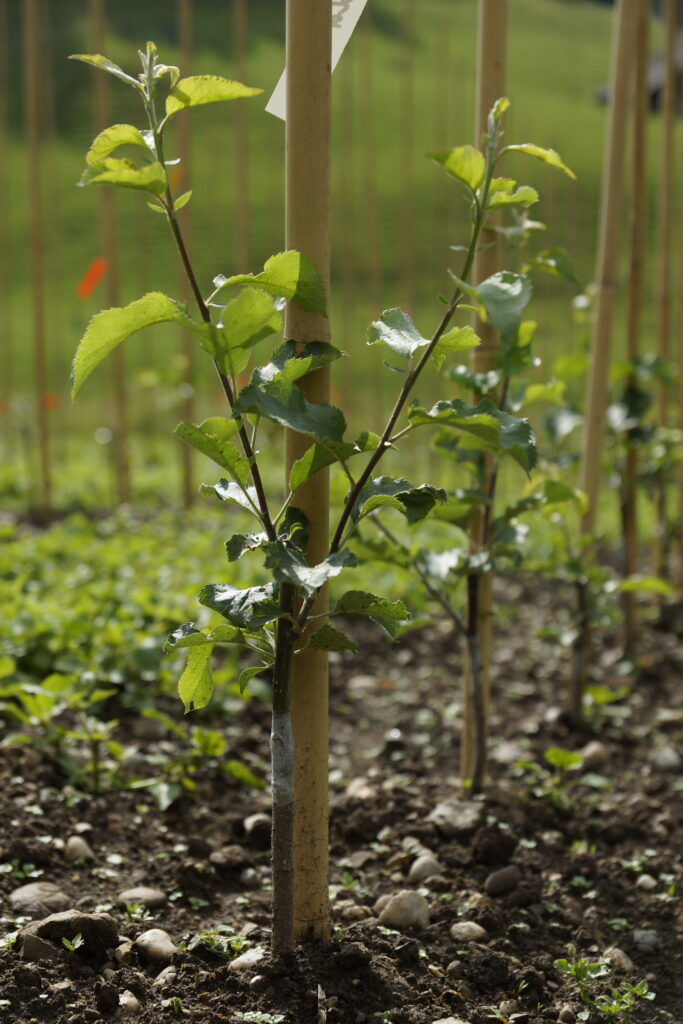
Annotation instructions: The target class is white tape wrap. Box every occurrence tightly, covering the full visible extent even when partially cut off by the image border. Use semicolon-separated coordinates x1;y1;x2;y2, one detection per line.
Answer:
271;711;294;808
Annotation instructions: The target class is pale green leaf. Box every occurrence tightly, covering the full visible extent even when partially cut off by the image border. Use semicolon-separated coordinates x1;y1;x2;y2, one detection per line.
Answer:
367;308;429;359
86;124;151;166
165;75;262;119
198;583;282;629
79;157;167;195
504;143;576;180
178;645;214;713
69;53;141;90
173;417;248;481
616;575;675;597
214;251;327;315
428;145;485;190
433;325;480;371
173;190;192;212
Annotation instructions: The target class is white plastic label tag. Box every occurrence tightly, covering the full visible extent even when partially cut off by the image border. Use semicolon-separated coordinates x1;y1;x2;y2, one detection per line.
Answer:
266;0;370;121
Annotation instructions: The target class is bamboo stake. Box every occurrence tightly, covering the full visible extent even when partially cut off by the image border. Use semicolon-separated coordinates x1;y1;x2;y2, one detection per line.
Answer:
400;0;416;314
338;49;355;402
359;7;381;314
178;0;195;507
622;0;649;656
574;0;639;722
0;0;13;421
285;0;332;944
92;0;131;504
461;0;506;791
435;20;452;272
233;0;250;271
23;0;51;516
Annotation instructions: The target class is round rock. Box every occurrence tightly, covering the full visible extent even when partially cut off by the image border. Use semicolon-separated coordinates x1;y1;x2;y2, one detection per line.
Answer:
35;910;118;957
408;855;443;884
632;928;658;952
243;813;271;850
428;799;483;840
135;928;178;965
558;1006;576;1024
580;740;609;771
9;882;70;918
652;747;681;772
119;990;142;1016
228;947;265;972
603;946;634;972
484;864;520;897
65;836;95;862
117;887;167;910
152;966;177;989
378;890;430;932
449;921;487;943
635;874;657;892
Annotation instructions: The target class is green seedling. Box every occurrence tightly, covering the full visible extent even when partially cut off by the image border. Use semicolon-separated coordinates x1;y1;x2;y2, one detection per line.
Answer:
71;43;572;951
61;932;85;952
179;927;249;961
514;747;583;809
555;945;654;1021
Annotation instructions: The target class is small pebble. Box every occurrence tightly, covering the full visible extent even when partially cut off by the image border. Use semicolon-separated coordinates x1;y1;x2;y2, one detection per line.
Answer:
484;864;520;897
408;855;443;884
239;867;260;888
118;887;167;910
229;947;265;971
378;890;430;932
449;921;487;943
635;874;657;892
243;813;271;850
580;740;609;771
9;882;70;918
373;894;392;916
152;966;177;989
427;799;483;839
135;929;178;965
558;1006;576;1024
114;941;135;966
118;990;142;1016
603;946;634;972
64;836;95;862
632;928;658;952
249;974;268;992
652;747;681;771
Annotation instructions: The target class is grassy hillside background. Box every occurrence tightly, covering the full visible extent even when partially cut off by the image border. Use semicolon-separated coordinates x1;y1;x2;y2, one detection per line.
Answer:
0;0;672;508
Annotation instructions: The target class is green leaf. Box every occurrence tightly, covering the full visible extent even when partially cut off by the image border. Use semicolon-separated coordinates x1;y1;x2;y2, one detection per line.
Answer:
178;645;214;713
428;145;485;191
289;431;380;492
214;251;327;316
225;759;266;789
305;624;358;653
432;325;480;371
544;747;583;771
202;479;259;515
616;575;675;597
522;379;566;407
174;418;249;483
503;143;576;180
235;379;346;442
72;292;183;398
69;53;141;90
198;583;282;628
237;666;265;696
352;477;447;524
251;341;342;387
226;532;268;562
476;271;533;349
334;590;409;639
524;247;579;285
165;622;244;651
165;75;262;120
173;190;192;212
85;124;152;166
543;479;580;506
262;545;357;596
217;287;282;353
367;309;429;359
487;178;539;211
0;656;15;680
79;158;167;195
409;398;537;473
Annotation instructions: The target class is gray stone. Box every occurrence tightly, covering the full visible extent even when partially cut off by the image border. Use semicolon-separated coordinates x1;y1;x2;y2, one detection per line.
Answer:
449;921;487;943
632;928;658;952
239;867;260;888
428;799;483;840
373;893;392;915
117;887;167;910
652;747;681;771
378;890;430;932
9;882;70;918
209;845;248;871
432;1017;473;1024
635;874;657;892
228;947;265;971
135;928;177;965
152;966;177;989
20;933;63;963
64;836;95;862
484;864;521;897
243;813;271;850
580;740;609;771
119;990;142;1016
114;941;135;966
603;946;634;972
34;911;118;956
408;855;443;884
558;1007;576;1024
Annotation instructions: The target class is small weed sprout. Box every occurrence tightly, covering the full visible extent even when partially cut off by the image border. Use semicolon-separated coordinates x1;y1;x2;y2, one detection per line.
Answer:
62;932;84;952
554;945;655;1021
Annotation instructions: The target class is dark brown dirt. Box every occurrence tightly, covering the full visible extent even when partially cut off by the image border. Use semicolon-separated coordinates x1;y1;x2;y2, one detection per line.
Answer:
1;578;682;1024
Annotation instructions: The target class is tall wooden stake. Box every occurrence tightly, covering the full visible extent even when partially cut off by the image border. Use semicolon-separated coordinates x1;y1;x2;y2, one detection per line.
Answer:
401;0;416;313
461;0;506;791
574;0;639;722
233;0;250;271
23;0;51;515
0;0;13;424
285;0;332;944
359;8;381;314
622;0;649;656
92;0;130;504
178;0;195;507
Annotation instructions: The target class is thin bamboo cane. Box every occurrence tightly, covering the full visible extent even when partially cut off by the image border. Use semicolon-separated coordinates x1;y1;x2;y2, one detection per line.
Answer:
23;0;51;515
461;0;506;791
233;0;250;272
622;0;649;656
0;0;13;422
435;20;452;273
574;0;639;723
359;8;382;315
178;0;195;507
285;0;332;945
338;49;355;404
400;0;416;314
92;0;131;504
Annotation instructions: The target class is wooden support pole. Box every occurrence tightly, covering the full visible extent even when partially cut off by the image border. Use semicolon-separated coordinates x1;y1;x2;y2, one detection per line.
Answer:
656;0;676;428
579;0;639;538
285;0;332;944
0;0;13;421
359;8;381;314
461;0;506;791
178;0;195;507
622;0;649;655
233;0;250;272
23;0;51;515
92;0;130;504
400;0;416;313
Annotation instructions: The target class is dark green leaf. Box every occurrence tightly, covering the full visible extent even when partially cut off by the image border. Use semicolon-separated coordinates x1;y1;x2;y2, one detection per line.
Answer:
174;418;249;482
178;645;214;713
198;583;282;629
251;341;342;387
224;758;266;789
235;379;346;442
409;398;537;473
165;622;244;651
304;623;358;653
334;590;409;638
352;477;447;523
476;271;533;349
214;251;327;316
165;75;262;119
237;666;266;696
524;247;579;286
262;544;357;596
367;308;429;359
289;431;380;492
225;532;268;562
201;479;259;515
